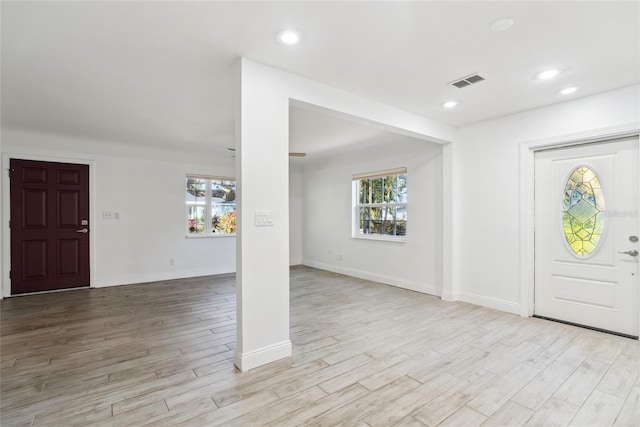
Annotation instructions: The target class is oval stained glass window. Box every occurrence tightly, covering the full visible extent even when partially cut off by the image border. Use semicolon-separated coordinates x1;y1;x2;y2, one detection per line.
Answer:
561;166;606;257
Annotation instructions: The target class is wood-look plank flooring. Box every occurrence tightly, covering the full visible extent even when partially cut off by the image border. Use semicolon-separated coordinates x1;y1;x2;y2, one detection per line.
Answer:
1;266;639;426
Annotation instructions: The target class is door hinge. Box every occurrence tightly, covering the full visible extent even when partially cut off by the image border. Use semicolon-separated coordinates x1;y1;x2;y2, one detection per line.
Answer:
8;168;15;178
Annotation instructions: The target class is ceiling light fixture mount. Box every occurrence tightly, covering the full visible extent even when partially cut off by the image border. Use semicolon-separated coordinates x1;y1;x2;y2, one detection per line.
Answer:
442;101;459;109
490;17;514;32
559;86;579;95
228;147;306;157
537;69;562;80
277;30;301;46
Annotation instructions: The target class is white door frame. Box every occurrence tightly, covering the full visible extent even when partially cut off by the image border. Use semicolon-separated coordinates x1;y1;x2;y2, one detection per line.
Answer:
519;122;640;332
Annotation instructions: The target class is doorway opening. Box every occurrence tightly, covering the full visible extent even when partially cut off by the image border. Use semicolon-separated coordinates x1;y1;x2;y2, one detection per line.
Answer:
9;159;91;295
531;136;639;338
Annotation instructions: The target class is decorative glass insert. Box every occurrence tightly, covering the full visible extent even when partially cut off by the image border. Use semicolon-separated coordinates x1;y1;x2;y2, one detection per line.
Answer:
561;166;606;256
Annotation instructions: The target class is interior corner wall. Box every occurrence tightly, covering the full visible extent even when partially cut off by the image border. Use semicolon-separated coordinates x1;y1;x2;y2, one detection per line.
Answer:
1;129;236;294
289;163;303;266
301;138;443;296
453;84;640;314
0;130;3;299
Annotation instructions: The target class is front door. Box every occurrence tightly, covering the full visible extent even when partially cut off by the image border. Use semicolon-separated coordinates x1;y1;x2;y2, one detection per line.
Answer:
10;159;90;294
534;137;639;337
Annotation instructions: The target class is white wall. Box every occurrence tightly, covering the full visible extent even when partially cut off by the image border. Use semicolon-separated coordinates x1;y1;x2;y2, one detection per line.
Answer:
1;129;237;295
232;58;453;371
452;85;640;313
0;125;3;299
301;136;443;295
289;163;303;265
4;83;635;325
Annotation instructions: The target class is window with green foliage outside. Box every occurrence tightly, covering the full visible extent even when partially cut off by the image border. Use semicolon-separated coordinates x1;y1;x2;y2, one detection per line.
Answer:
186;176;236;235
353;168;407;238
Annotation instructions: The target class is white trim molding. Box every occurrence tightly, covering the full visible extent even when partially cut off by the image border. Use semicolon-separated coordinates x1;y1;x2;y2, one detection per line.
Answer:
519;121;640;321
234;340;292;372
303;259;443;297
441;142;454;302
453;291;521;315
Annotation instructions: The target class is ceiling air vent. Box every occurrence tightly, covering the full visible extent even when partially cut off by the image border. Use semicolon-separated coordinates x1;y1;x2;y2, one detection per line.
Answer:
450;73;485;89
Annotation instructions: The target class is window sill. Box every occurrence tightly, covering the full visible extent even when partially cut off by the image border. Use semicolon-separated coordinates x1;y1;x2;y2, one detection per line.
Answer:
186;233;236;239
352;234;406;243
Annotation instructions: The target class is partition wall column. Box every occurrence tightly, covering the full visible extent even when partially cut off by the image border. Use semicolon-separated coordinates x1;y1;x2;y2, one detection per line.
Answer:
234;58;291;371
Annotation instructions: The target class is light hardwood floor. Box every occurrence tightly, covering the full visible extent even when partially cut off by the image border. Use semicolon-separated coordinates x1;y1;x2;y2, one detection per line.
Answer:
1;266;639;426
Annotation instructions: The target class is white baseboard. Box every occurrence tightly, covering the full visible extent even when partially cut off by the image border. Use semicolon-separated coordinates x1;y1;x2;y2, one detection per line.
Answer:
440;289;455;302
95;268;235;288
302;260;520;316
453;291;521;315
234;340;292;372
302;259;442;297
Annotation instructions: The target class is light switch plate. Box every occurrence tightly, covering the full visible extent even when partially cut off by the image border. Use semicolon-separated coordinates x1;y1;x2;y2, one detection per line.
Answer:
255;210;274;226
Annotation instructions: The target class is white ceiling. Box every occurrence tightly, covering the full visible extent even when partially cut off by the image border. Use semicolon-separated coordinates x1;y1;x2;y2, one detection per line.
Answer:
2;1;639;155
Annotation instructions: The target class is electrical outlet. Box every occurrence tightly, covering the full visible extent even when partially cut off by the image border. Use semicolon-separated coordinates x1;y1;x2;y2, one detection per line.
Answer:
169;258;175;266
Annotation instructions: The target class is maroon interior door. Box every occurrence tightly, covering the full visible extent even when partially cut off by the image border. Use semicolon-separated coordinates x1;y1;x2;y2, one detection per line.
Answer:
10;159;90;294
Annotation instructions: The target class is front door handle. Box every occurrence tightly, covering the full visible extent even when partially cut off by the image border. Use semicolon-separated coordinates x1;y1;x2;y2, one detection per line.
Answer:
75;228;88;234
618;249;639;257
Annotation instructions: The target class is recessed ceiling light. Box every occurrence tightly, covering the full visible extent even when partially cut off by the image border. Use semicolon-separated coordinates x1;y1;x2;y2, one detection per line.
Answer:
559;87;579;95
277;30;301;45
442;101;459;109
537;69;562;80
490;17;514;32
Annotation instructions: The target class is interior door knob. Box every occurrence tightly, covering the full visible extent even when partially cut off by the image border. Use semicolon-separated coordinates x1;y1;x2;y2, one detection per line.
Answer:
618;249;639;256
75;228;88;234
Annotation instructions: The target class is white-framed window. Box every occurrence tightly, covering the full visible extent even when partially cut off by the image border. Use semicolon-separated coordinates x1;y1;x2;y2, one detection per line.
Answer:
186;175;236;237
352;167;407;241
